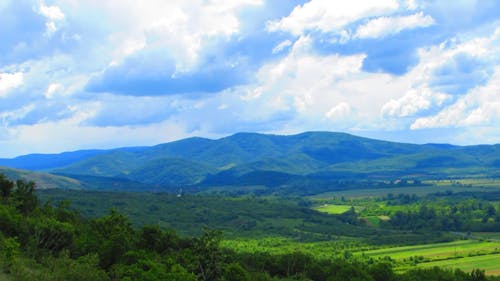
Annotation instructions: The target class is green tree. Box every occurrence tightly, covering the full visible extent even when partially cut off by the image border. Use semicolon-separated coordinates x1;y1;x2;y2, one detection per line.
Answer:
0;174;14;199
222;263;251;281
13;179;38;214
194;229;223;281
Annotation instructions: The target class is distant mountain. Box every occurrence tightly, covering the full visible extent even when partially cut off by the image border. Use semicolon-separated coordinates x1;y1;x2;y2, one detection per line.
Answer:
1;132;499;192
0;166;81;190
0;150;107;171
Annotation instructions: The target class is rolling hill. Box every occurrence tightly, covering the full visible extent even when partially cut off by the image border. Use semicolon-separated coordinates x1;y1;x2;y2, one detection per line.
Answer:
0;166;81;190
1;132;499;192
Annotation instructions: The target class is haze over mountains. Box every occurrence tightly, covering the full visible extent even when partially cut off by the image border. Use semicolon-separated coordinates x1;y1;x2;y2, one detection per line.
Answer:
1;132;499;192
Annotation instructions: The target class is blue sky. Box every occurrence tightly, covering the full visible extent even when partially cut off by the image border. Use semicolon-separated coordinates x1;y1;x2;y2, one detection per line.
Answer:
0;0;499;157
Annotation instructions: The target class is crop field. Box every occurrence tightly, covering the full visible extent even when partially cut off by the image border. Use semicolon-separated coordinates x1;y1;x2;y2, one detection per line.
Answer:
309;181;500;199
313;204;364;214
361;240;500;260
224;238;500;275
415;253;500;275
360;240;500;275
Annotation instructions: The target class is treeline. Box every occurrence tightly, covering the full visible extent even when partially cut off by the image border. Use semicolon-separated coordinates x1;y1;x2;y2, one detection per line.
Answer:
381;194;500;232
1;174;499;281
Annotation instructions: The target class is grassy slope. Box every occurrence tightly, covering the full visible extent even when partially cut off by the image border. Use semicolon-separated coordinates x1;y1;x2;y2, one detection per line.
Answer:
0;166;81;190
360;240;500;275
417;253;500;275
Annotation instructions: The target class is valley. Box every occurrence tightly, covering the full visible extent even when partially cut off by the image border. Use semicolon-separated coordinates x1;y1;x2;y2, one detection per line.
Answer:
1;132;500;280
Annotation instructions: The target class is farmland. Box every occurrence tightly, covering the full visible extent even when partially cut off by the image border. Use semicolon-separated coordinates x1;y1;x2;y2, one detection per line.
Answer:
36;180;500;276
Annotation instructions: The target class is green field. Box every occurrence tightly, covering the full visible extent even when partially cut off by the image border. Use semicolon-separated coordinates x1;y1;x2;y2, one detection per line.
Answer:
416;253;500;275
360;240;500;275
309;182;500;199
224;238;500;275
361;240;500;260
313;204;363;214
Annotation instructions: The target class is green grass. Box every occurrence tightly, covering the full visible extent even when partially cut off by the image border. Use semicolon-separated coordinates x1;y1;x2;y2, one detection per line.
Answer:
313;204;360;214
359;240;500;275
362;216;389;227
414;253;500;275
224;238;500;275
361;240;500;260
309;183;500;199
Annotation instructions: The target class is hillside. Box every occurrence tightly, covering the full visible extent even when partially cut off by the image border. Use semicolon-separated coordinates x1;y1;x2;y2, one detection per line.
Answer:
1;132;499;192
0;166;81;190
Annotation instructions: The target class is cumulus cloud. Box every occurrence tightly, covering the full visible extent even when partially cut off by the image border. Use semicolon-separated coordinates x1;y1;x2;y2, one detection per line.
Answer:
381;88;450;117
411;66;500;130
355;12;435;39
235;36;402;132
97;0;263;71
38;3;65;36
81;0;265;96
381;25;499;125
0;72;24;97
1;0;500;157
267;0;399;35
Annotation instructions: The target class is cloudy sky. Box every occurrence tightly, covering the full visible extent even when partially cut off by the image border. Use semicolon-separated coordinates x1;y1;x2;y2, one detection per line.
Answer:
0;0;499;157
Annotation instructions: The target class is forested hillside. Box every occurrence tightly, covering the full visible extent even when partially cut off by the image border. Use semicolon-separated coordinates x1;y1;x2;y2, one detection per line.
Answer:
1;174;499;280
1;132;499;192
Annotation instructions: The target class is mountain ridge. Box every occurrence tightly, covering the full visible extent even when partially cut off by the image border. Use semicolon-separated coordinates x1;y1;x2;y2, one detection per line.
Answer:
1;131;499;192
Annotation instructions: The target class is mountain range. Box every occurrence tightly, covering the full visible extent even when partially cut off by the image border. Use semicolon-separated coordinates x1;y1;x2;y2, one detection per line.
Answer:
1;132;499;192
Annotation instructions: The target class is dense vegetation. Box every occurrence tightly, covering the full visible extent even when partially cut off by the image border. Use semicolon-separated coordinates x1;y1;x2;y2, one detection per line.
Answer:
1;174;499;280
1;132;499;192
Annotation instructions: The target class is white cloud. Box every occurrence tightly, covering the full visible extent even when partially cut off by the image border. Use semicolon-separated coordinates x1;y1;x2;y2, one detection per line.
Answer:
0;104;35;125
0;117;205;158
411;66;500;130
238;36;406;130
381;88;450;117
38;3;65;36
89;0;263;71
404;0;419;10
325;102;352;120
272;40;292;54
355;12;435;39
44;83;63;99
267;0;399;35
0;72;24;97
381;25;499;126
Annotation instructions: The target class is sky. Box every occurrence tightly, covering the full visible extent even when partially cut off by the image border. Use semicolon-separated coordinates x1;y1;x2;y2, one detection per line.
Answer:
0;0;499;157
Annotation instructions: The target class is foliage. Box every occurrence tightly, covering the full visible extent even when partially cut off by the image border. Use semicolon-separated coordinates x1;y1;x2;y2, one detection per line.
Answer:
1;174;500;280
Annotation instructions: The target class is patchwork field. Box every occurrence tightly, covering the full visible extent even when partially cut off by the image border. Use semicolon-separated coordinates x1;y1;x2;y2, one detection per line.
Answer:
360;240;500;275
223;238;500;275
309;179;500;199
416;253;500;275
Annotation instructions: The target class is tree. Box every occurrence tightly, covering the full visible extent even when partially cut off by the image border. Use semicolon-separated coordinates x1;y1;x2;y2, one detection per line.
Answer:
13;179;38;214
223;263;251;281
86;209;136;269
0;174;14;199
194;229;224;281
369;263;394;281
